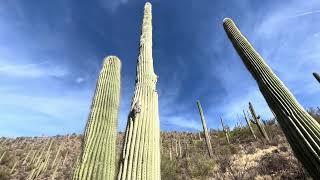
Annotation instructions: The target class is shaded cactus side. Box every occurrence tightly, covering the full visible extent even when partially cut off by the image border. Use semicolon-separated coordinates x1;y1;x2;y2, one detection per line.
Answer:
73;56;121;180
223;18;320;178
249;102;270;142
117;2;161;180
220;117;230;144
243;110;257;139
313;72;320;83
196;101;214;158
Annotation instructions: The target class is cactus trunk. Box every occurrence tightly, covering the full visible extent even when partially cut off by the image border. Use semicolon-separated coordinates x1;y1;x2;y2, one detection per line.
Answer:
243;110;257;139
248;102;270;142
223;18;320;178
196;101;214;157
73;56;121;180
117;2;160;180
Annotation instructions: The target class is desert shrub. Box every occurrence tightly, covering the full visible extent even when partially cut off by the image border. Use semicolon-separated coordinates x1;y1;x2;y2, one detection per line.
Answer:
161;156;178;180
189;154;215;179
0;169;10;179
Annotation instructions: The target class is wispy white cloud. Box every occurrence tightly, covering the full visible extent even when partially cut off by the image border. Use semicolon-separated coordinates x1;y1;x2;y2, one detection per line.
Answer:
99;0;130;13
0;60;68;78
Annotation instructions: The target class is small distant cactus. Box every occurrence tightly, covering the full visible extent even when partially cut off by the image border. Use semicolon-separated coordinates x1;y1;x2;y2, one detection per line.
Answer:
313;72;320;83
117;2;161;180
73;56;121;180
220;117;230;144
196;100;214;157
243;110;257;139
248;102;270;142
223;18;320;178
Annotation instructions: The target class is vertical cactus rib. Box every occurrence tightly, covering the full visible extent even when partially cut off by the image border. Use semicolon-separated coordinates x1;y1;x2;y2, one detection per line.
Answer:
196;101;214;157
118;2;160;180
73;56;121;180
248;102;270;142
243;110;257;139
223;18;320;178
313;72;320;83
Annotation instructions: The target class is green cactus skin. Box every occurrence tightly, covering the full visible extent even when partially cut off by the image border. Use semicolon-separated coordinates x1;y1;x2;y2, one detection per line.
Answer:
220;117;230;144
313;72;320;83
117;2;160;180
243;110;257;139
223;18;320;178
249;102;270;142
73;56;121;180
196;101;214;157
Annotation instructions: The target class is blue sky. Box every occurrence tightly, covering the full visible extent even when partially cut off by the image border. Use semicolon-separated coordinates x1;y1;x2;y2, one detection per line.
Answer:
0;0;319;137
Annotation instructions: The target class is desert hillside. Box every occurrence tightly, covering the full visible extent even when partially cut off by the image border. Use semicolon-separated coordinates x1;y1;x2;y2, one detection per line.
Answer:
1;110;319;180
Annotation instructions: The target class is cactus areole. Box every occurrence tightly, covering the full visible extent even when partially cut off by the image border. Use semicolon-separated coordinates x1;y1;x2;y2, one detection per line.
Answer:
223;18;320;178
118;2;161;180
73;56;121;180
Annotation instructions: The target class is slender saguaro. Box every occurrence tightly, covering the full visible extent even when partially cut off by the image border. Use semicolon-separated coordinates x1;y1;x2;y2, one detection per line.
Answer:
118;2;160;180
220;117;230;144
196;100;214;157
243;110;257;139
223;18;320;178
73;56;121;180
313;72;320;83
248;102;270;142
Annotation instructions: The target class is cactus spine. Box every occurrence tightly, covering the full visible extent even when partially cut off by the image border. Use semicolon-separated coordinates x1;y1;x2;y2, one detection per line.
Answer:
243;110;257;139
248;102;270;142
117;2;160;180
220;117;230;144
196;100;214;157
223;18;320;178
73;56;121;180
313;72;320;83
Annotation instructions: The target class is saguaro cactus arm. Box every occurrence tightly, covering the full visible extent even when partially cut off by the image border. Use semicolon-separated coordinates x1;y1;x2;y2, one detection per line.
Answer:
313;72;320;83
220;117;230;144
196;100;214;157
73;56;121;180
118;2;161;180
223;18;320;178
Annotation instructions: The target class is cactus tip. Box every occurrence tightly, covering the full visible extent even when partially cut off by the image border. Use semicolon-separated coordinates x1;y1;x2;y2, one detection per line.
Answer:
223;17;232;24
145;2;152;9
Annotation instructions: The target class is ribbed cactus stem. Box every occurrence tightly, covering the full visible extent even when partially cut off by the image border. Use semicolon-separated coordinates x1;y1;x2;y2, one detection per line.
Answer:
73;56;121;180
196;101;214;157
0;151;6;163
10;160;18;174
178;138;182;158
198;132;202;141
169;147;172;161
313;72;320;83
249;102;270;142
220;117;230;144
243;110;257;139
51;141;63;168
223;18;320;178
118;2;160;180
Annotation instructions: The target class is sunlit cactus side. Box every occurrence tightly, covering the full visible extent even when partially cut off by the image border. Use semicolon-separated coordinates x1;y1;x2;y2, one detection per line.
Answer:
223;18;320;178
243;110;257;139
0;151;6;163
248;102;270;142
51;141;63;169
196;100;214;157
220;117;230;144
313;72;320;83
198;131;202;141
117;2;161;180
73;56;121;180
169;147;172;161
10;160;18;174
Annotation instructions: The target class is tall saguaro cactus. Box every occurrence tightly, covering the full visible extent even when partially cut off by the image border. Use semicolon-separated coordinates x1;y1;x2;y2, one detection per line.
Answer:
220;117;230;144
248;102;270;142
313;72;320;83
223;18;320;178
196;101;214;157
73;56;121;180
243;110;257;139
118;2;160;180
